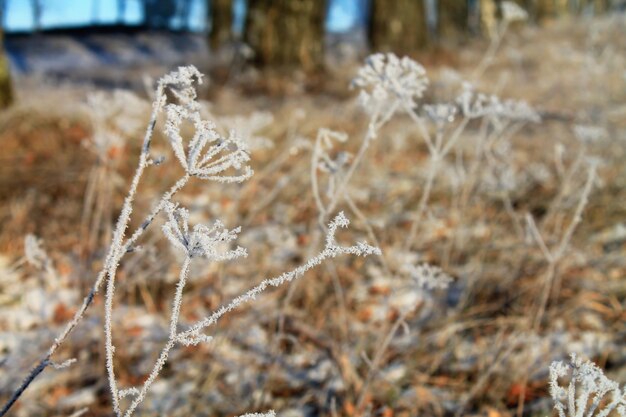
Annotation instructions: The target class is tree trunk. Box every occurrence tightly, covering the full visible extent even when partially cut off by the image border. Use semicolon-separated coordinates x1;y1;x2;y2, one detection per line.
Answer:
439;0;470;40
0;18;12;108
209;0;233;50
244;0;326;71
368;0;428;55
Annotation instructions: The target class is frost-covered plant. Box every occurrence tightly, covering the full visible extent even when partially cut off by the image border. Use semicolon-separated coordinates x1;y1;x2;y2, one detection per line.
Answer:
403;262;453;290
549;353;626;417
353;52;429;118
500;1;529;23
0;65;380;417
473;1;529;78
525;161;597;328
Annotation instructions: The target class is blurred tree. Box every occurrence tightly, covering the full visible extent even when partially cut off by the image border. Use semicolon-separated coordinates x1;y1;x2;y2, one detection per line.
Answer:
209;0;233;50
178;0;193;31
368;0;428;55
244;0;326;71
0;1;13;109
439;0;469;39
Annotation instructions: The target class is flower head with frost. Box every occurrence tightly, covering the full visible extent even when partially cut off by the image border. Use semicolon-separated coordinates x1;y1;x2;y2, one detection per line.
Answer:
403;263;453;290
352;53;429;115
549;353;626;417
159;65;204;110
501;1;528;23
315;128;351;175
457;83;492;119
424;103;458;126
162;202;247;260
164;104;253;183
457;83;540;124
158;65;252;183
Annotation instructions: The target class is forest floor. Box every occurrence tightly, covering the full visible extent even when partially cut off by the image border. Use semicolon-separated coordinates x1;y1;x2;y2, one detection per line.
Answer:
0;13;625;417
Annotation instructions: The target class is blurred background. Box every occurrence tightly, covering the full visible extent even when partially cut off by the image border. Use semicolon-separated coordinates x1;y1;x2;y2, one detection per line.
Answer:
0;0;624;100
0;1;625;417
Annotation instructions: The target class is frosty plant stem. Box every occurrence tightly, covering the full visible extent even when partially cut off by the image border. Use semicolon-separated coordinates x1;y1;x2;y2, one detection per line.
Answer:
1;64;379;417
0;72;181;417
120;212;379;416
526;162;597;329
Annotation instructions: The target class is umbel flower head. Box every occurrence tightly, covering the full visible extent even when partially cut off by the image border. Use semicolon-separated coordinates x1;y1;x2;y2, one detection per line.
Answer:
161;66;253;184
352;53;429;115
162;202;247;260
403;263;453;290
457;82;540;124
549;353;626;417
501;1;529;23
164;104;253;183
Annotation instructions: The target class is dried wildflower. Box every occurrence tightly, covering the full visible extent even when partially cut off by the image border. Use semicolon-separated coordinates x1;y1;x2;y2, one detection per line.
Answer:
424;103;458;126
404;263;453;290
457;83;492;119
549;353;626;417
353;53;429;115
162;202;247;260
501;1;528;22
457;83;540;123
159;65;204;110
498;98;541;123
574;125;608;144
164;104;253;183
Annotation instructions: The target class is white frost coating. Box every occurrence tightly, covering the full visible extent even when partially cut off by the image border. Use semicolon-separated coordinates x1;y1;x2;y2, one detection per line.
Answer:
238;412;276;417
549;353;626;417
